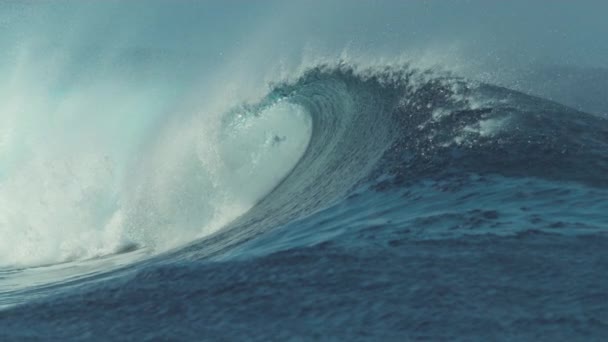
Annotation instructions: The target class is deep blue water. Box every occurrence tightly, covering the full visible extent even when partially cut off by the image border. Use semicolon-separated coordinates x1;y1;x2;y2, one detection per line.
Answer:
1;64;607;341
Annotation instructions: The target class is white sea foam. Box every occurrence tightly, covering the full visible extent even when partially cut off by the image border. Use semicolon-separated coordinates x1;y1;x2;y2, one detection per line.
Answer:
0;42;312;268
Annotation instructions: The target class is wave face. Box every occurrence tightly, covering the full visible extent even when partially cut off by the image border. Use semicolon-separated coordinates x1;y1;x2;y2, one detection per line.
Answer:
174;65;608;260
2;63;607;340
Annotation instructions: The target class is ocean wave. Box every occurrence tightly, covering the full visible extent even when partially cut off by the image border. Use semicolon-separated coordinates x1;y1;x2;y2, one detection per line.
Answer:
165;63;608;261
3;62;608;269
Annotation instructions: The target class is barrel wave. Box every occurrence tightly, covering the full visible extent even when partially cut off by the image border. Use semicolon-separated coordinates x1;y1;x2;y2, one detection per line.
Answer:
2;60;607;340
184;64;608;260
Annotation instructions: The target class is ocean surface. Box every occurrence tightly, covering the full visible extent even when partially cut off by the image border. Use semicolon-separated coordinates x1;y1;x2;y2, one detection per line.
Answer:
1;2;607;341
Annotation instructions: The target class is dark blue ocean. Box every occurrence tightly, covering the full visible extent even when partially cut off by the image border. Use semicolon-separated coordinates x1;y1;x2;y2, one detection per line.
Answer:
1;2;608;341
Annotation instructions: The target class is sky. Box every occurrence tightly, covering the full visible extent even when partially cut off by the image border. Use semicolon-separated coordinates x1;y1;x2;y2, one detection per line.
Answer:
2;1;607;72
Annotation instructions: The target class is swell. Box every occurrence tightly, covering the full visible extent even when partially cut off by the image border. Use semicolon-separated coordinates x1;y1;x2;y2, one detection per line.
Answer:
171;63;608;261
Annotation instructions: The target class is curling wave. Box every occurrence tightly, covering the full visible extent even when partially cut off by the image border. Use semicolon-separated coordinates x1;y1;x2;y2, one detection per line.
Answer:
2;63;608;339
169;63;608;261
2;62;608;278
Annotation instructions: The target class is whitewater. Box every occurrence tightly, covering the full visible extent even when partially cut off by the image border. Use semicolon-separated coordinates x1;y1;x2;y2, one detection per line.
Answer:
1;1;608;341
